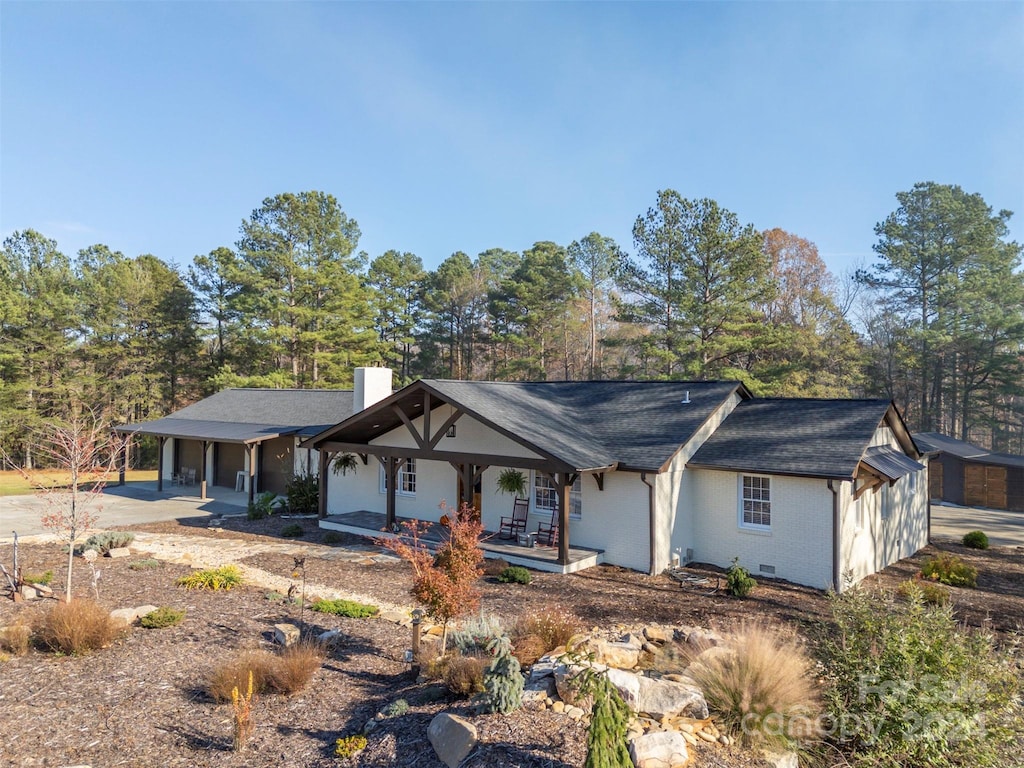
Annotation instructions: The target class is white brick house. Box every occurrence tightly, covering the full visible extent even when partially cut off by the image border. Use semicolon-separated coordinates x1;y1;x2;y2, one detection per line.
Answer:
306;369;928;591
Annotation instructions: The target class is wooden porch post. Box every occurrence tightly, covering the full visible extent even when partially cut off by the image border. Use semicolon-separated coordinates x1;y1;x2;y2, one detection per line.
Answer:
385;456;398;530
462;463;475;507
557;473;570;566
200;441;209;500
318;450;330;519
248;444;257;505
157;437;165;492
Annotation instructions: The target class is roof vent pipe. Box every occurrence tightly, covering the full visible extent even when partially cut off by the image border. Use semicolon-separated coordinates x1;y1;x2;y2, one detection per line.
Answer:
681;391;690;405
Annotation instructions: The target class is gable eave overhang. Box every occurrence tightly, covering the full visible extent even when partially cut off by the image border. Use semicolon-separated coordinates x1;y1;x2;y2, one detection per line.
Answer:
655;382;753;473
881;401;921;458
114;420;296;445
684;462;854;481
302;379;609;473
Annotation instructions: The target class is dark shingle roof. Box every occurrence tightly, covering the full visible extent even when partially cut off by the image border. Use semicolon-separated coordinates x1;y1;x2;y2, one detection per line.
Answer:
117;389;354;443
421;380;744;472
916;432;1024;468
687;398;896;479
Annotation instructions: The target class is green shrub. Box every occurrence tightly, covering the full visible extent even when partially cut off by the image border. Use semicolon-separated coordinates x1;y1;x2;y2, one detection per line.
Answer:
280;523;304;538
497;565;532;585
451;612;506;655
820;586;1023;768
22;569;53;585
80;531;135;554
382;698;409;717
128;558;162;571
480;636;523;714
310;598;378;618
897;579;949;605
139;606;186;629
921;552;978;587
284;472;318;515
726;557;757;597
322;531;344;545
334;734;367;759
247;491;276;520
962;530;989;549
177;565;244;591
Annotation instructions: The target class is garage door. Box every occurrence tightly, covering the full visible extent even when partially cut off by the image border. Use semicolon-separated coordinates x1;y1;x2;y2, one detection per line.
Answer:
964;463;1008;509
929;459;943;500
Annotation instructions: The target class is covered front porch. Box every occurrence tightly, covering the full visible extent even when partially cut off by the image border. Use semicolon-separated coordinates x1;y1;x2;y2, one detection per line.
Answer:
320;510;604;575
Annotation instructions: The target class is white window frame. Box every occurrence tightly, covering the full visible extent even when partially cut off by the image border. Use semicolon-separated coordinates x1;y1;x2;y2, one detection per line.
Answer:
532;471;582;519
379;459;417;497
738;474;771;532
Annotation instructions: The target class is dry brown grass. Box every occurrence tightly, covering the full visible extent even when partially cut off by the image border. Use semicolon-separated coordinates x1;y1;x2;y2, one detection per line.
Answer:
267;640;325;695
207;649;276;703
0;621;31;656
511;633;549;668
34;599;125;654
686;619;820;749
437;653;486;697
511;605;582;656
208;642;325;702
482;557;511;577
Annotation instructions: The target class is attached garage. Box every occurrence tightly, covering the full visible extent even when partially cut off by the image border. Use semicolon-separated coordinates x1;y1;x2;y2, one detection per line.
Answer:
917;432;1024;513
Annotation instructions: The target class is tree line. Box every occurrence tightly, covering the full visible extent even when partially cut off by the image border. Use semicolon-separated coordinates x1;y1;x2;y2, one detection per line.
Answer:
2;182;1022;466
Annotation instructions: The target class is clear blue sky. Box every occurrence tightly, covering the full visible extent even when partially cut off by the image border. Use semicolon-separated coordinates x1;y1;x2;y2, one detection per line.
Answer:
2;1;1022;277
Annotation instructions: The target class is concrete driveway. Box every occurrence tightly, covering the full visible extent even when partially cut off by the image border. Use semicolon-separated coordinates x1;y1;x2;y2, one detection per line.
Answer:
930;501;1024;548
0;483;245;542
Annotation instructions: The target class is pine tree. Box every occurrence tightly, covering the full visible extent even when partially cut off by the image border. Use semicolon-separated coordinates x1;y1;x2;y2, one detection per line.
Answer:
585;672;633;768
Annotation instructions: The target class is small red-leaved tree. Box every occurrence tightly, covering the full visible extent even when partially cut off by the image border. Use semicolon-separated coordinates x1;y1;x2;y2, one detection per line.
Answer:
380;500;485;653
6;409;125;601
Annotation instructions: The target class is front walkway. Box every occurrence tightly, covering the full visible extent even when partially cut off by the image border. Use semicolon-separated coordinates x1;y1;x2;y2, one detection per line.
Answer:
321;510;604;574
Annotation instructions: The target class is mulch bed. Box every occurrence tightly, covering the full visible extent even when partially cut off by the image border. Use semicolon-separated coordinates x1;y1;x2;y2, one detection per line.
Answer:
1;515;1022;767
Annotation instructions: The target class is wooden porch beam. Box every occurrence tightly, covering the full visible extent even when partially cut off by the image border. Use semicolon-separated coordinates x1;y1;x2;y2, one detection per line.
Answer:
358;453;368;465
422;392;431;448
393;405;425;449
428;409;464;449
319;441;576;473
592;472;604;491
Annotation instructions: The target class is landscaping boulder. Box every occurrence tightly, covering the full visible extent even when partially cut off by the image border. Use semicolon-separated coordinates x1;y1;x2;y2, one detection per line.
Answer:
110;605;159;626
274;622;300;647
643;625;668;644
427;712;478;768
594;639;640;669
606;666;642;710
636;676;708;719
629;731;689;768
761;750;799;768
554;662;606;708
107;547;131;559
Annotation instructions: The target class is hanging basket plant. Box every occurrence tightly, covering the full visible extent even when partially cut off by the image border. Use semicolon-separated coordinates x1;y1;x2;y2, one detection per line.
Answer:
331;453;359;476
496;468;527;497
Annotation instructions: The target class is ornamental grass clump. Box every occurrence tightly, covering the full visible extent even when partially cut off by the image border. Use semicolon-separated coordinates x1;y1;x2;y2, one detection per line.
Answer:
177;564;243;591
267;640;325;695
820;586;1024;768
80;530;135;555
686;619;820;750
35;599;124;655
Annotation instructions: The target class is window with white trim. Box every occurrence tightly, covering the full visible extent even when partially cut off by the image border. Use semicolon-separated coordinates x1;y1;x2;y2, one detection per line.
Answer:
533;472;582;519
379;459;417;497
739;475;771;530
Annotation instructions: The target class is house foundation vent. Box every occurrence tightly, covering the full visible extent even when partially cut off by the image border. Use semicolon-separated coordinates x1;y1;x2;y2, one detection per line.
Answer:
759;564;776;575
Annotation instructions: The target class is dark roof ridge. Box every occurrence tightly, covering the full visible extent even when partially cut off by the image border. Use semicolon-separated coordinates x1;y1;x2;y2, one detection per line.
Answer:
747;396;891;403
225;386;353;392
421;378;741;386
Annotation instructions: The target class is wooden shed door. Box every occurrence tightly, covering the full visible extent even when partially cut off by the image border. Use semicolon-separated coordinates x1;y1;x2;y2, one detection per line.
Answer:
929;460;943;499
964;464;1008;509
